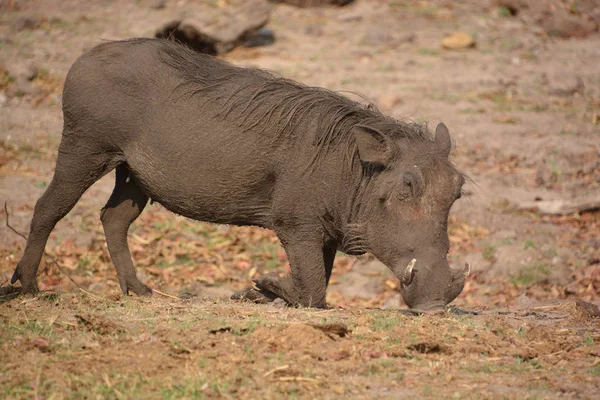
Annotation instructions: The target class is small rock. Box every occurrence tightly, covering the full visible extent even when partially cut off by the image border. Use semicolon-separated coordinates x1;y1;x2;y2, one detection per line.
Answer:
148;0;166;9
31;337;51;352
378;94;403;110
0;92;7;106
332;385;345;395
243;27;275;48
441;32;476;50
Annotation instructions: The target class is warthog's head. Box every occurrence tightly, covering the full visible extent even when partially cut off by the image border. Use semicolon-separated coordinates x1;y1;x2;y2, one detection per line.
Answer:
350;122;469;313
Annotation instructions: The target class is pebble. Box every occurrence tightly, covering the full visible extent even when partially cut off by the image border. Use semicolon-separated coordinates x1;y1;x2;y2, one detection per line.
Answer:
378;94;403;110
243;27;275;48
441;32;476;50
31;337;51;352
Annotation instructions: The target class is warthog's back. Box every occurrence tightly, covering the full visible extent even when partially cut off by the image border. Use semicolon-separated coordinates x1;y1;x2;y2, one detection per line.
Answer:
63;39;291;227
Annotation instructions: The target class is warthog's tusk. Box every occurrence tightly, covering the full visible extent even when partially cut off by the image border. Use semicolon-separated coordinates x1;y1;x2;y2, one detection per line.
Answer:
464;262;471;278
402;259;417;287
406;258;417;274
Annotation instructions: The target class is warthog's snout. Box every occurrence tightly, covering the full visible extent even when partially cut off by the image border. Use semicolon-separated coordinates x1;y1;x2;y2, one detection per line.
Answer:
398;258;471;313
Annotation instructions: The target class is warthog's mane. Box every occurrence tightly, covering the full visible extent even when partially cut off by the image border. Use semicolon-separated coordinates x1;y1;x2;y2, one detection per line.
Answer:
153;39;433;163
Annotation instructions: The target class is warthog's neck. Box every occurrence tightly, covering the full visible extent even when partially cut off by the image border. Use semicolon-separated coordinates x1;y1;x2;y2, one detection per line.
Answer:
324;154;373;255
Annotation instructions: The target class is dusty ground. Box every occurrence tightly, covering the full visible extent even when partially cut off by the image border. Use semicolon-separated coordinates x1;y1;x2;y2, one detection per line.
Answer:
0;0;599;398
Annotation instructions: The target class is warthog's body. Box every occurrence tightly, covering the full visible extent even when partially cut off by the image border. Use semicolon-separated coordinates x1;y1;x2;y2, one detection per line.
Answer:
12;39;468;312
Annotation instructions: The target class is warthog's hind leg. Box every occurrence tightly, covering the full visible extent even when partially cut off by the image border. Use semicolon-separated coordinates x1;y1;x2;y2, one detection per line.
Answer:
101;165;151;296
12;139;118;293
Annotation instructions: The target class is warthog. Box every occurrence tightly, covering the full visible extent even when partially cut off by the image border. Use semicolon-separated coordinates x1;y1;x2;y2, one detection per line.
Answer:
11;39;469;313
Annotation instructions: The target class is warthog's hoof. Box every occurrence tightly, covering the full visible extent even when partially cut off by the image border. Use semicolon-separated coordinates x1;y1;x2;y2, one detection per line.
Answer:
120;280;153;297
230;285;279;304
253;273;298;304
134;284;154;297
10;268;39;295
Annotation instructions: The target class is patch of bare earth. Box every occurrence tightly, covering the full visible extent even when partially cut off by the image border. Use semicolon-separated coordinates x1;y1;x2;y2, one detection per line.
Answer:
1;293;599;399
1;0;599;398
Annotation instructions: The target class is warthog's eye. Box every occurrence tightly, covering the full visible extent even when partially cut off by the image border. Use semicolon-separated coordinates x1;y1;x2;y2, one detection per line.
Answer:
404;175;413;191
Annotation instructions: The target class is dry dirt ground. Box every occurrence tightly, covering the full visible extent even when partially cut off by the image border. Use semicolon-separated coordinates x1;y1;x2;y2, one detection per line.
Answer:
0;0;599;398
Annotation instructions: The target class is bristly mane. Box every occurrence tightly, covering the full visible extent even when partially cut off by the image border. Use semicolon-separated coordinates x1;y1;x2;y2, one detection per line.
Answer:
153;39;433;160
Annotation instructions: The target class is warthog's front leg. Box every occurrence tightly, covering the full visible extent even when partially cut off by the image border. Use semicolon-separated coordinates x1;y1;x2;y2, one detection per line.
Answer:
232;243;336;308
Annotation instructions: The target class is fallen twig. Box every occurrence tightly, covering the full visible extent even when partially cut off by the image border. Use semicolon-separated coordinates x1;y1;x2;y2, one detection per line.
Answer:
152;288;180;299
78;288;105;301
277;376;320;383
4;201;28;241
263;365;289;377
517;194;600;215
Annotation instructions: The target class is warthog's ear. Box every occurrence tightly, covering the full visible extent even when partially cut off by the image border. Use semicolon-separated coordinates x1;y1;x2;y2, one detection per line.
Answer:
435;123;452;158
353;125;393;166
